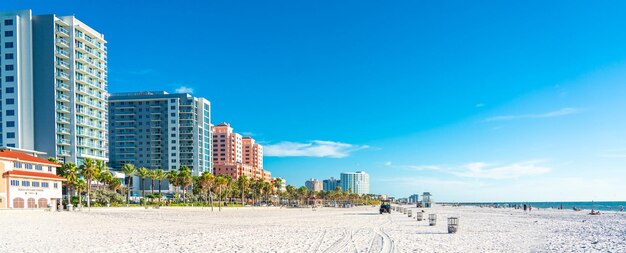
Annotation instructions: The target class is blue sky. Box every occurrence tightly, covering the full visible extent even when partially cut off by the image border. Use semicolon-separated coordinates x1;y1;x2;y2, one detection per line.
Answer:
6;0;626;201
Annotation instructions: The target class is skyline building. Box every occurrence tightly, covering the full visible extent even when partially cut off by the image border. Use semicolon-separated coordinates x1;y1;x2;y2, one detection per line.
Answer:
323;177;341;192
108;91;212;180
0;10;108;164
340;171;370;195
213;122;271;181
305;178;323;192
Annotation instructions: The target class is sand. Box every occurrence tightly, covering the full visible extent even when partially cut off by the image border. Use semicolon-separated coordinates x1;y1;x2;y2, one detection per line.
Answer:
0;205;624;252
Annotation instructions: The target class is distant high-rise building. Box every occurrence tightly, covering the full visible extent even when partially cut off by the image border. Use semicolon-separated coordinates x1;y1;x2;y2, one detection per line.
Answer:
323;177;341;192
108;91;212;179
305;178;323;192
0;10;109;164
340;171;370;195
242;136;263;178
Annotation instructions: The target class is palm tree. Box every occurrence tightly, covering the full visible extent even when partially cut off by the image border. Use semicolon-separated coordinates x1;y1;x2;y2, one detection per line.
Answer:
297;186;308;206
121;164;136;204
237;176;249;206
272;178;282;205
75;179;87;206
148;170;156;195
153;169;166;195
167;170;180;200
199;172;215;211
136;167;150;199
286;185;296;206
80;158;99;208
58;162;79;207
215;175;227;211
178;166;193;203
263;181;272;205
99;171;113;191
96;160;109;190
109;178;123;193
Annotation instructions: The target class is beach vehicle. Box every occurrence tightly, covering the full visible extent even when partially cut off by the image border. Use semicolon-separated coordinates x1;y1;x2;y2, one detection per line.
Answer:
379;200;391;214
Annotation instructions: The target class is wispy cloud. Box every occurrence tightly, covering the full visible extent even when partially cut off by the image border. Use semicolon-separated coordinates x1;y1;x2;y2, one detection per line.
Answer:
175;86;193;94
384;162;441;171
599;149;626;158
475;103;485;108
484;107;581;122
264;140;369;158
450;161;550;179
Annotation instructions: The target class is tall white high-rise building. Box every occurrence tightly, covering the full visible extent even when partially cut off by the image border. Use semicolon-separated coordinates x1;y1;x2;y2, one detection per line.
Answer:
340;171;370;195
0;10;108;164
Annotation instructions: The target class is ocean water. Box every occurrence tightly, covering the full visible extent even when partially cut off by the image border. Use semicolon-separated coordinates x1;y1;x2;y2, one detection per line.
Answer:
458;201;626;212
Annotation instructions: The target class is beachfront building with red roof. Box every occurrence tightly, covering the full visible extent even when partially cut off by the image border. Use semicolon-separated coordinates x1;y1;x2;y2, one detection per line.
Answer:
0;149;64;208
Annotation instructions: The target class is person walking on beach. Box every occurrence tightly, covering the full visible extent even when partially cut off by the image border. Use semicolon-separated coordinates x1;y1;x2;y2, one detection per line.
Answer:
523;204;527;212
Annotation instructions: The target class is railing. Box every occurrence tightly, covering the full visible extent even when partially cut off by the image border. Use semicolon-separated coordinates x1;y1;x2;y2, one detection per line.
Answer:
56;38;69;46
56;72;69;79
56;49;69;57
56;94;70;101
56;60;69;68
56;27;69;35
56;82;69;90
56;105;70;111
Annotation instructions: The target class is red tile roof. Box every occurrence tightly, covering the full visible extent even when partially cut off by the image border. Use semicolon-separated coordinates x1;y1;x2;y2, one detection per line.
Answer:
0;149;60;166
3;170;65;180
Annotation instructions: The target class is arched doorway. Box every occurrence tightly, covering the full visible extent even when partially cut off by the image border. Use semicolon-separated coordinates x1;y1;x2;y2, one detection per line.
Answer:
13;198;24;208
38;198;48;208
27;198;36;208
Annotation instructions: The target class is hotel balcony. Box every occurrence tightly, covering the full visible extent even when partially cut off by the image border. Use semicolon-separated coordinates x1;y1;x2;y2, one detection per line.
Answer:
56;81;70;91
56;72;70;81
56;49;70;59
56;38;70;48
58;139;71;146
56;94;70;102
56;104;70;113
57;127;71;135
57;150;71;157
55;27;69;37
56;60;70;69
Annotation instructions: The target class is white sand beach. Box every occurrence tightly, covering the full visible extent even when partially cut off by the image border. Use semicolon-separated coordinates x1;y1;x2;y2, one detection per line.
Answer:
0;205;624;252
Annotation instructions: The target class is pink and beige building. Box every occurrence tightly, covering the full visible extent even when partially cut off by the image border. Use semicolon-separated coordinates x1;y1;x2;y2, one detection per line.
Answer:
0;149;64;208
212;123;273;182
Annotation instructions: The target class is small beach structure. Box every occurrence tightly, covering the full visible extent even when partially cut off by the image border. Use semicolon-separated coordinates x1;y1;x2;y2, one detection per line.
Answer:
416;211;424;221
408;209;413;217
429;214;437;226
403;207;407;214
447;217;459;233
422;192;433;208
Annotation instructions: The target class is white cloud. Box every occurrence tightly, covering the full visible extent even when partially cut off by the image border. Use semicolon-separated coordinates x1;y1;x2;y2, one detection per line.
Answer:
450;161;550;179
484;107;581;122
175;86;193;94
264;140;369;158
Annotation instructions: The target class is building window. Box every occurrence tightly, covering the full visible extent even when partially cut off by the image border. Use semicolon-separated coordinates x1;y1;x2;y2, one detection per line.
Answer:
5;53;14;59
6;121;14;127
6;110;15;116
25;164;33;170
4;19;13;26
6;132;15;139
35;165;43;170
32;182;40;187
13;161;21;168
21;181;30;187
5;87;14;93
54;183;58;188
48;166;53;172
6;98;14;105
4;31;13;37
10;180;19;186
42;182;49;188
4;42;14;48
5;76;14;82
5;65;14;71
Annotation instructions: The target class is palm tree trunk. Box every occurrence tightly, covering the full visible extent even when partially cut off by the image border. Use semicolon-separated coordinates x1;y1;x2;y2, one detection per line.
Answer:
219;188;222;211
87;176;91;208
66;184;71;208
151;179;155;195
158;180;162;194
141;178;145;198
209;189;214;212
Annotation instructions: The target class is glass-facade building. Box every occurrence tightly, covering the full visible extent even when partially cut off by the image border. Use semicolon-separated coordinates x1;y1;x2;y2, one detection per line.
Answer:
340;171;370;195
